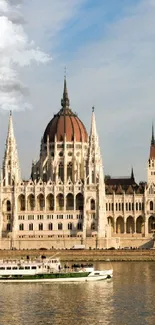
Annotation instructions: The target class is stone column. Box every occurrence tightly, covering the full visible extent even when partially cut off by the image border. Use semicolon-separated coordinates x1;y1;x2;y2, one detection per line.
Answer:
144;215;148;237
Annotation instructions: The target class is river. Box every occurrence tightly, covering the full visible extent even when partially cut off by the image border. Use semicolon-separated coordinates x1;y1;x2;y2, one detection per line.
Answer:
0;262;155;325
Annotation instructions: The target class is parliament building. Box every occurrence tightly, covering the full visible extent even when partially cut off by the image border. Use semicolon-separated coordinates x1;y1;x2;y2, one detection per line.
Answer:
0;79;155;249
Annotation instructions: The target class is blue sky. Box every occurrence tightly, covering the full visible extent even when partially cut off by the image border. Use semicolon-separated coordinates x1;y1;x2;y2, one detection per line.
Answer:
0;0;155;181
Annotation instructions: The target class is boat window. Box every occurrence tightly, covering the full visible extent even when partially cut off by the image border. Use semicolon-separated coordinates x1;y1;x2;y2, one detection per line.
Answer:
0;267;5;270
25;266;30;270
6;267;11;270
12;267;18;270
19;267;24;270
31;266;37;269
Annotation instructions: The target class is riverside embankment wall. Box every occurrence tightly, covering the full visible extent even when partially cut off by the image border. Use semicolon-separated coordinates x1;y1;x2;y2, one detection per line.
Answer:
1;249;155;261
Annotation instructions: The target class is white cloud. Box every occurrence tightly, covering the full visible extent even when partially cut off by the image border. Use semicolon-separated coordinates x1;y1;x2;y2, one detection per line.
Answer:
0;0;51;111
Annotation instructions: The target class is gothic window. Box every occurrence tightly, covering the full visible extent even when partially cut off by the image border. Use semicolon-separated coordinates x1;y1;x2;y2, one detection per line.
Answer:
19;223;24;231
58;223;63;230
77;223;82;230
68;223;72;230
136;202;138;211
7;223;11;232
8;173;11;185
58;163;64;182
91;223;96;230
126;203;128;211
18;195;25;211
66;194;74;210
39;223;43;231
150;201;153;211
67;163;73;181
119;203;121;211
116;203;118;211
48;223;53;231
29;223;33;231
76;193;84;211
129;203;131;211
6;200;11;212
139;203;142;210
122;203;124;211
106;203;108;211
92;172;95;184
90;199;95;210
56;194;64;210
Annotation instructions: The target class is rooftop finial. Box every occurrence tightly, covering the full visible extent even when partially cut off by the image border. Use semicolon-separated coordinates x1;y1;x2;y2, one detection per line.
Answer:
61;70;70;109
92;106;95;112
151;123;155;145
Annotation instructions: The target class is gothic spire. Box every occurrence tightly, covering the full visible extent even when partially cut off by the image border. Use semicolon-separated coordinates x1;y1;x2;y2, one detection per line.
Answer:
131;166;135;181
149;123;155;159
61;76;70;109
90;106;97;139
151;123;155;145
3;111;21;185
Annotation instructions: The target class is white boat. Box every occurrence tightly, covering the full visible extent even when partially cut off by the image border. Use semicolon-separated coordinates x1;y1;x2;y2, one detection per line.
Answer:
0;257;113;283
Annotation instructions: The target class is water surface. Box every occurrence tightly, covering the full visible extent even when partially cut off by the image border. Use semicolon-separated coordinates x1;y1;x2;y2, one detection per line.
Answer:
0;262;155;325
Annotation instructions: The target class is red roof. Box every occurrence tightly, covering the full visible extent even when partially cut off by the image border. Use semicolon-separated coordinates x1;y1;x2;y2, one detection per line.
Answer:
43;108;88;143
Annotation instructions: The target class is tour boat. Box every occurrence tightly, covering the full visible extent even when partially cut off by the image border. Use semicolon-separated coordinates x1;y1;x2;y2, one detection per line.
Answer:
0;257;113;283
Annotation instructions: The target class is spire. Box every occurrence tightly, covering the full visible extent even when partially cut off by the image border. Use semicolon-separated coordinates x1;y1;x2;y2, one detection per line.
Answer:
149;123;155;159
3;112;21;185
151;123;155;145
7;110;15;141
131;166;135;181
61;75;70;109
90;106;97;139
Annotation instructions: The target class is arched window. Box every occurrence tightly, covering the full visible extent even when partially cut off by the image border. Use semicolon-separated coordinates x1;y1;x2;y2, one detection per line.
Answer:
129;203;131;211
19;223;24;231
90;199;95;210
58;163;64;182
91;223;96;230
136;202;138;211
29;223;33;231
68;222;72;230
58;223;63;230
106;203;108;211
6;200;11;212
7;223;11;232
150;201;153;211
49;223;53;231
116;203;118;211
39;223;43;231
119;203;121;211
139;202;142;210
77;223;82;230
126;203;128;211
67;163;73;181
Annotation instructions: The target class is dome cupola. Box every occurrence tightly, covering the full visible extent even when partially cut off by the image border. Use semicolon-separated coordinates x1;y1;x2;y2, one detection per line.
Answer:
43;78;88;143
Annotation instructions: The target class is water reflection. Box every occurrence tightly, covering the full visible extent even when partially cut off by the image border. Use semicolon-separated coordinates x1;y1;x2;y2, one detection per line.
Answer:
0;262;155;325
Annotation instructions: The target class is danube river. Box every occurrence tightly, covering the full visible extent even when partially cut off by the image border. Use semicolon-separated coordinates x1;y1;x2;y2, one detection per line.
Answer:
0;262;155;325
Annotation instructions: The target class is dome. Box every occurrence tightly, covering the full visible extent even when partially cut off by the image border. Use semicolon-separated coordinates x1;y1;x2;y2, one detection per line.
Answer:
43;79;88;143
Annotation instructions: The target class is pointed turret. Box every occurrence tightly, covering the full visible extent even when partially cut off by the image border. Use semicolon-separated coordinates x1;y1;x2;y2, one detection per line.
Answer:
148;123;155;184
151;124;155;145
88;107;103;180
131;167;135;181
2;111;21;186
86;107;106;238
61;77;70;109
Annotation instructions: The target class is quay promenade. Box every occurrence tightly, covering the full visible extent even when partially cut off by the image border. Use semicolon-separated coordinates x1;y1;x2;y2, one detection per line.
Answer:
0;249;155;261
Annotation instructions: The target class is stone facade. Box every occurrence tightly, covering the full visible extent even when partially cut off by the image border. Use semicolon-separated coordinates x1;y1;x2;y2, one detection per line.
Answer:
0;79;154;249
